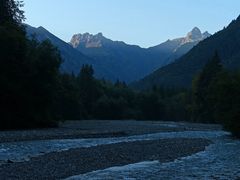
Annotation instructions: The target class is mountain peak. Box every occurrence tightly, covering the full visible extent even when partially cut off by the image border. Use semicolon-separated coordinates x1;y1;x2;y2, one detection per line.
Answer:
202;31;211;39
192;27;201;32
182;27;211;44
70;32;105;48
96;32;103;37
187;27;202;41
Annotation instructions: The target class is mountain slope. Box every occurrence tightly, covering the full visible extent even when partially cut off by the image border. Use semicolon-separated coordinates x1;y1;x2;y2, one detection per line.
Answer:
148;27;211;65
69;33;164;82
25;25;109;78
26;25;209;83
132;16;240;89
69;28;209;83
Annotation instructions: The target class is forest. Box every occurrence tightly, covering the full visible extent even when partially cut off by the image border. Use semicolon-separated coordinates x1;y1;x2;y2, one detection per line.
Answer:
0;0;239;138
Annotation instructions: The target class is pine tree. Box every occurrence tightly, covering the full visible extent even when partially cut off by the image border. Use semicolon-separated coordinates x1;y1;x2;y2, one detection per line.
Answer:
0;1;63;128
0;0;28;128
0;0;25;25
211;71;240;137
192;52;223;123
77;65;102;118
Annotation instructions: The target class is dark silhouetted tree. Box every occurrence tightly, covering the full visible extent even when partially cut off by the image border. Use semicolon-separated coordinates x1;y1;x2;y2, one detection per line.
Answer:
192;52;223;123
77;65;102;118
0;0;25;25
211;71;240;137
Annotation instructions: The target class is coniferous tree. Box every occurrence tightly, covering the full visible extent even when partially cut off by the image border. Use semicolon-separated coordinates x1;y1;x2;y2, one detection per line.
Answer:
192;52;223;123
0;1;63;128
211;71;240;137
0;0;25;25
77;65;102;118
0;0;28;128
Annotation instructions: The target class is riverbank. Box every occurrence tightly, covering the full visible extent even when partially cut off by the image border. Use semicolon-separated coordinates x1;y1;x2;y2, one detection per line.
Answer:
0;120;225;179
0;120;222;143
0;138;211;180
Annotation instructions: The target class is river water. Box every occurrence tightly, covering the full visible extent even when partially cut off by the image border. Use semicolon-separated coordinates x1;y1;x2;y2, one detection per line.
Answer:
0;127;239;179
67;134;240;180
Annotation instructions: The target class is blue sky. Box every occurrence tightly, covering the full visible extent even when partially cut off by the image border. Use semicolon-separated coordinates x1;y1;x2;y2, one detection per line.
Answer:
23;0;240;48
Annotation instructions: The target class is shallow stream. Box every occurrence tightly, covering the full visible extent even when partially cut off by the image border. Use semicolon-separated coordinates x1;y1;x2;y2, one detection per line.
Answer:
0;123;239;179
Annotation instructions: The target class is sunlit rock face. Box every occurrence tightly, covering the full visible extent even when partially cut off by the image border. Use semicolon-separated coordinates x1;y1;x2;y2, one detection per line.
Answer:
148;27;211;66
183;27;211;44
70;33;105;48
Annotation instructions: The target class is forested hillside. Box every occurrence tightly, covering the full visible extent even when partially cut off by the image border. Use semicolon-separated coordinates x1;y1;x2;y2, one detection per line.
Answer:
132;16;240;89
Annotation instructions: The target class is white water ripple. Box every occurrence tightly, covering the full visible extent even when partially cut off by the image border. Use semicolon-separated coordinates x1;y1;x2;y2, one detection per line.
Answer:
0;130;227;163
66;136;240;180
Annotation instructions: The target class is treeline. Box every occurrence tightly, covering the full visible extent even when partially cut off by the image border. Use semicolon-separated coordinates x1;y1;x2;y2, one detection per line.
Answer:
56;51;240;138
57;65;190;122
60;49;240;138
191;52;240;137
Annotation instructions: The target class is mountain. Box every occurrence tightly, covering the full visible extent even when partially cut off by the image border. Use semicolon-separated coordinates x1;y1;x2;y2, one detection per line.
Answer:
26;25;209;83
69;33;164;82
69;28;208;82
25;25;110;78
148;27;211;65
132;16;240;90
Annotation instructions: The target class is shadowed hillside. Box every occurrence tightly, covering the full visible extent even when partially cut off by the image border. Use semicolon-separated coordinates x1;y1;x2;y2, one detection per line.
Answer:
132;16;240;89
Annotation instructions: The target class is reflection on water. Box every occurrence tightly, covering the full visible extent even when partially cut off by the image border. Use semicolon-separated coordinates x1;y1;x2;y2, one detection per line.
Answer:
67;136;240;180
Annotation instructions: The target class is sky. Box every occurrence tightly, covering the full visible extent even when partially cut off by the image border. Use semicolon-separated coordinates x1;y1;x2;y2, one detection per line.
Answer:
23;0;240;48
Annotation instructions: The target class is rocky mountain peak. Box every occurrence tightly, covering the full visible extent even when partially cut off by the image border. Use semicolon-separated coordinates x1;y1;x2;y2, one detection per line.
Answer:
202;31;211;39
186;27;202;41
182;27;211;44
70;32;105;48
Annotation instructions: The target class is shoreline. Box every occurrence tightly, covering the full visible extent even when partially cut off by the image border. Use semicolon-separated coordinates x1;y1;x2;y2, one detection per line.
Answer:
0;138;211;180
0;120;222;143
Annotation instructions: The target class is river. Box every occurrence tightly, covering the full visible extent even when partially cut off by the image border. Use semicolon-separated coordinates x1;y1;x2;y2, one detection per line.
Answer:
67;132;240;179
0;122;239;179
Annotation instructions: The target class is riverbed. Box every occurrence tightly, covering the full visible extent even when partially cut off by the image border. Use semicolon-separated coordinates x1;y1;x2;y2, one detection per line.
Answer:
0;120;239;179
67;132;240;180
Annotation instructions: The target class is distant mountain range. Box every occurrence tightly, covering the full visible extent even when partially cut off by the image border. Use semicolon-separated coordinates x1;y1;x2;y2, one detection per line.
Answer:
26;24;209;83
148;27;211;65
69;32;162;82
132;16;240;89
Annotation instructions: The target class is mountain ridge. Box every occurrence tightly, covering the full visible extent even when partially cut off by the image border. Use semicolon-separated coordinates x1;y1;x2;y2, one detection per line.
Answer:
131;16;240;90
69;27;209;82
26;24;210;83
148;27;211;65
25;25;110;78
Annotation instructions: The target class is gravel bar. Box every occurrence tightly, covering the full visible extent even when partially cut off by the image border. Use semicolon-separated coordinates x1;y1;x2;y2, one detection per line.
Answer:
0;120;222;143
0;138;211;180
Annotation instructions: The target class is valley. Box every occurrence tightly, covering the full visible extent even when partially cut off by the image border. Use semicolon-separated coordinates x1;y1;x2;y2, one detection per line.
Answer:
1;1;240;179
